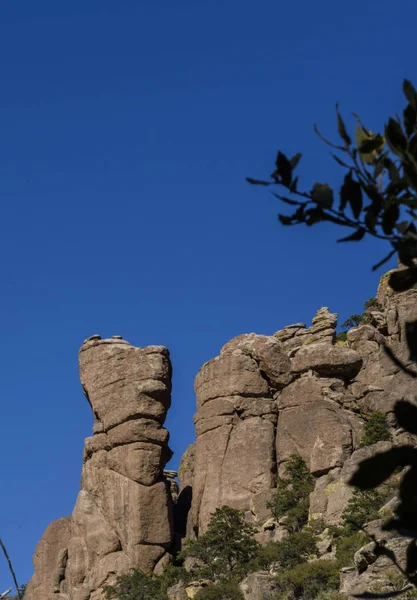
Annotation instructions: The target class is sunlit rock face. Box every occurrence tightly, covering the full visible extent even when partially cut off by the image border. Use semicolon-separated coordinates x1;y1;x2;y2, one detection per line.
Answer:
25;336;174;600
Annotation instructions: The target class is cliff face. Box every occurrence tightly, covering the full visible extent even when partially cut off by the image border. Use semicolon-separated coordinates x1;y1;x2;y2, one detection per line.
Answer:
25;271;417;600
25;337;174;600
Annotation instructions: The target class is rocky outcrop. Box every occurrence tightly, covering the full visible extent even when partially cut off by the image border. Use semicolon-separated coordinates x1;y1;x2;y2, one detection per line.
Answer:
26;336;174;600
185;308;370;537
24;517;72;600
25;267;417;600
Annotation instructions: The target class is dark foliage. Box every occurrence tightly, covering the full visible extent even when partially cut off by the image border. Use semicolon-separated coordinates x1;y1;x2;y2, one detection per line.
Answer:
360;412;392;447
179;506;259;581
195;581;244;600
248;79;417;593
274;560;340;600
267;455;315;532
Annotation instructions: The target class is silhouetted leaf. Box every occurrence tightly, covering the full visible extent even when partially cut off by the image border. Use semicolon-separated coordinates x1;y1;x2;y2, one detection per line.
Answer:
340;172;362;218
385;118;407;157
395;401;417;434
372;249;397;271
311;183;333;208
404;104;417;137
272;193;301;206
404;80;417;109
359;136;385;154
398;467;417;532
331;153;351;168
279;214;294;225
246;177;271;186
382;203;400;235
337;228;365;243
336;104;351;146
349;447;417;489
276;152;292;186
305;207;325;226
407;541;417;574
388;268;417;292
406;320;417;361
354;589;414;599
409;135;417;159
403;162;417;191
290;153;302;169
314;123;346;151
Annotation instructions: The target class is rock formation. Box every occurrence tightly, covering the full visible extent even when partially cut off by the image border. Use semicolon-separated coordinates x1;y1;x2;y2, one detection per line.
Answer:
25;336;174;600
25;268;417;599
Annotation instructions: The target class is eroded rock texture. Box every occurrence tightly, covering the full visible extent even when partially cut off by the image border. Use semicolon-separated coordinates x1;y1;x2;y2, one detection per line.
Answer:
184;278;417;542
26;336;174;600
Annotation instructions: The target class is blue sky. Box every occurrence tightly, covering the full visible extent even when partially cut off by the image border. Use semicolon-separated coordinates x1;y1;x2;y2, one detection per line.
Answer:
0;0;415;589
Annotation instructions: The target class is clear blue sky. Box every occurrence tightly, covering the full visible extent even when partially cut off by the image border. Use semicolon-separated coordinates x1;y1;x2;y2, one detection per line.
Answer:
0;0;414;589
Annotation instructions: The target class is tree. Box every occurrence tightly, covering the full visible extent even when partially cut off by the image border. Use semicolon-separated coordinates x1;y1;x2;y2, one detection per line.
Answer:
104;570;167;600
360;412;391;447
248;79;417;590
180;506;260;581
267;454;315;532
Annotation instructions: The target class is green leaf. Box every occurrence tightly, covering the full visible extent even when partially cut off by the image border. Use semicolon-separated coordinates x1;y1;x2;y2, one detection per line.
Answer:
275;152;293;186
385;118;407;157
336;103;351;146
311;182;333;209
337;228;365;242
382;202;400;235
340;172;362;218
404;79;417;108
358;135;385;154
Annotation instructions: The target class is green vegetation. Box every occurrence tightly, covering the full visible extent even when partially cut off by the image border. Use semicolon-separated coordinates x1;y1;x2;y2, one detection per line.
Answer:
104;569;167;600
335;531;367;566
254;530;317;570
274;559;340;600
360;412;391;447
342;488;390;531
195;581;244;600
180;506;259;581
267;455;315;532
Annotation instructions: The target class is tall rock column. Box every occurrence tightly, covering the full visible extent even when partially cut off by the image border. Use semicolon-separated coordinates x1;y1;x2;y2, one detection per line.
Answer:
188;334;292;536
25;335;174;600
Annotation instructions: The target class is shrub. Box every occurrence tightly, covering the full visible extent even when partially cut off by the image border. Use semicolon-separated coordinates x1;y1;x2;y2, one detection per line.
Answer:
180;506;259;581
275;560;340;600
254;530;317;570
335;532;367;567
342;488;390;531
104;569;167;600
363;298;382;312
335;331;347;343
340;314;362;329
267;455;314;532
360;412;391;447
195;581;244;600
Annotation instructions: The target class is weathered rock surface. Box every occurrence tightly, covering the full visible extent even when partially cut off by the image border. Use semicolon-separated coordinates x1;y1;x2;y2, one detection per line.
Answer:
26;337;174;600
240;571;278;600
26;266;417;599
